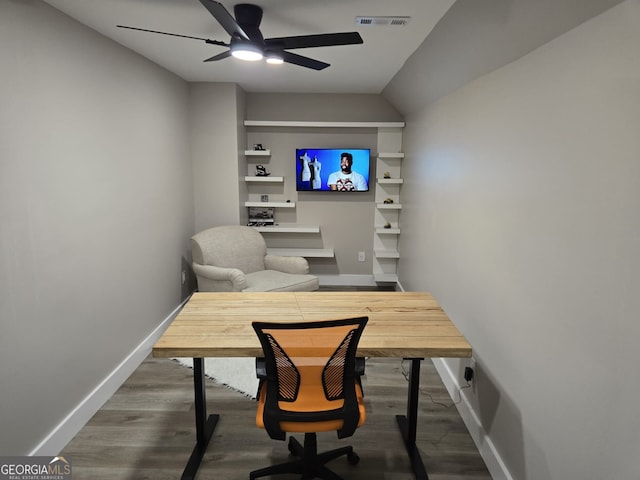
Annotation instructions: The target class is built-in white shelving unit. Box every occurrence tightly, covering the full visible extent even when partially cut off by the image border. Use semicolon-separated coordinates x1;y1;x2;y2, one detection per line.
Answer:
244;201;295;208
376;203;403;210
244;176;284;182
244;149;271;156
244;120;404;277
375;227;401;234
377;178;404;185
373;126;404;284
373;273;399;283
374;249;400;258
253;224;320;233
267;248;335;258
244;121;404;128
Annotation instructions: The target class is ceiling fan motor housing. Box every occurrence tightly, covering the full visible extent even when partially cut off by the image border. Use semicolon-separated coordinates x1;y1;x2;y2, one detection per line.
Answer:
234;4;264;42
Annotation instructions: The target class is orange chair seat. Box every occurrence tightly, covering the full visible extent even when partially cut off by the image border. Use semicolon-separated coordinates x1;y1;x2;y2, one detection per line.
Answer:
256;380;366;433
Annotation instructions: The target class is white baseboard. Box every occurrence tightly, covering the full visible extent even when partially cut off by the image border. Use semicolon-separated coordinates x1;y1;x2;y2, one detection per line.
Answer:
30;298;189;456
432;358;513;480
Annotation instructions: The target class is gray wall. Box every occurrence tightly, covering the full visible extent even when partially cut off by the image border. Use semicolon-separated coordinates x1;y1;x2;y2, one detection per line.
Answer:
190;82;246;232
0;1;193;455
387;1;640;478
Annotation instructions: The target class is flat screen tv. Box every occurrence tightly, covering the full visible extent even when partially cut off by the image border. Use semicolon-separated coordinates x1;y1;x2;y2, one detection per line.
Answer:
296;148;371;192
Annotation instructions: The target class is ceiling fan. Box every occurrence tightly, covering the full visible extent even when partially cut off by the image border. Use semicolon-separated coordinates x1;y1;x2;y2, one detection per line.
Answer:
117;0;364;70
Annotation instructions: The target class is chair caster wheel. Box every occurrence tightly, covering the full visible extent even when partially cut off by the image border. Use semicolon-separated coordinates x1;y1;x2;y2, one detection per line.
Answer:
347;451;360;465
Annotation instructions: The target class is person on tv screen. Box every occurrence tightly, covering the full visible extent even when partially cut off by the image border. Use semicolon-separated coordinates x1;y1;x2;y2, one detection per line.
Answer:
327;152;368;191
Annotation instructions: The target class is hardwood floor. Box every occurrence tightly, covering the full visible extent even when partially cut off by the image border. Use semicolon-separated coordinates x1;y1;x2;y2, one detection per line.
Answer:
61;289;491;480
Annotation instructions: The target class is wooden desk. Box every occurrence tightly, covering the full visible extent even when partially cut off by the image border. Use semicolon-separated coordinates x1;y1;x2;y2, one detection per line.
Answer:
153;291;472;480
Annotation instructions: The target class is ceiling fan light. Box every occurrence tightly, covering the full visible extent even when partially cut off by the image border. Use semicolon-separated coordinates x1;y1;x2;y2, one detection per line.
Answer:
265;53;284;65
231;42;263;61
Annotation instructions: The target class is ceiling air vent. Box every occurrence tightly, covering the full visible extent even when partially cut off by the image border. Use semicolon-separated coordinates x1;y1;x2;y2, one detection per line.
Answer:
355;16;410;26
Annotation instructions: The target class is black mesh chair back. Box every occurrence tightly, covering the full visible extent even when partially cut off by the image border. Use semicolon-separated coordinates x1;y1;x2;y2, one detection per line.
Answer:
250;316;368;480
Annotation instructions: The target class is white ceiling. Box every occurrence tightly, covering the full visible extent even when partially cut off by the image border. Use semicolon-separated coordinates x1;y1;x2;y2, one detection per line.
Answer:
42;0;456;94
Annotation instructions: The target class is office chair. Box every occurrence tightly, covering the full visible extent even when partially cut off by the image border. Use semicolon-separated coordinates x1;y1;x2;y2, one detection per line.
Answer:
250;317;368;480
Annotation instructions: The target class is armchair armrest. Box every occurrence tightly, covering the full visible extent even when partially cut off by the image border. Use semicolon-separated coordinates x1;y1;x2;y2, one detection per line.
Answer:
192;262;248;291
264;254;310;275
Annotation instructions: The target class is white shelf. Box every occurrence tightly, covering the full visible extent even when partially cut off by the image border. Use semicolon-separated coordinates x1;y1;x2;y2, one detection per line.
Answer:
245;120;405;128
245;201;295;208
378;152;405;159
377;178;404;184
244;150;271;156
374;249;400;258
374;273;399;283
376;203;402;210
253;224;320;233
267;248;335;258
375;227;401;234
244;176;284;182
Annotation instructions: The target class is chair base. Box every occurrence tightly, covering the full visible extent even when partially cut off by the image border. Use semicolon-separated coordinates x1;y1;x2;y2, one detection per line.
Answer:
250;433;360;480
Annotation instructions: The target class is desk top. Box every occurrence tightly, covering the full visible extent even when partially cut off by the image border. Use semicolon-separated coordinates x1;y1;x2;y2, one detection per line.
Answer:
153;291;471;359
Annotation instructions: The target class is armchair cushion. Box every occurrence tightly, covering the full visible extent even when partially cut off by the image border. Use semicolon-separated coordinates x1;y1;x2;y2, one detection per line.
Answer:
244;270;318;292
264;254;309;274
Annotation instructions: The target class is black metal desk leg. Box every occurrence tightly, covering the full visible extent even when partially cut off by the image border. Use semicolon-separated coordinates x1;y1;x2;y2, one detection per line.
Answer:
182;358;219;480
396;358;429;480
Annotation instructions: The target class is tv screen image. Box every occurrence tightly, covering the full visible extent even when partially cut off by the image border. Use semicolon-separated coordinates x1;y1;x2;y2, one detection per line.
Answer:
296;148;371;192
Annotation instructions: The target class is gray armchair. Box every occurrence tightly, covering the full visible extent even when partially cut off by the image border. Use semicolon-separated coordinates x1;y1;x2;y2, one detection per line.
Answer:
190;225;319;292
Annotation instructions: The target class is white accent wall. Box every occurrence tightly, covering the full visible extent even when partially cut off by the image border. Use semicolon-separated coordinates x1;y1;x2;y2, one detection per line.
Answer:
390;1;640;478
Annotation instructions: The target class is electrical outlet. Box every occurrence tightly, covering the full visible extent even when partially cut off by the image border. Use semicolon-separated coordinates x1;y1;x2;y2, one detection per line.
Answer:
358;251;365;262
464;366;474;382
465;357;477;383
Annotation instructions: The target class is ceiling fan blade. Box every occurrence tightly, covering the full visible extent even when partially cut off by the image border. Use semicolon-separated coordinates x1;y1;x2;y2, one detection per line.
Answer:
281;51;330;71
266;32;363;50
117;25;228;46
203;50;232;62
199;0;250;40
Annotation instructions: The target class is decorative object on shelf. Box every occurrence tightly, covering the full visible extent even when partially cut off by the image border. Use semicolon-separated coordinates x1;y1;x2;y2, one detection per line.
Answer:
260;194;269;202
247;206;275;226
383;171;391;178
253;143;266;151
255;164;271;176
383;198;394;204
384;222;392;229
